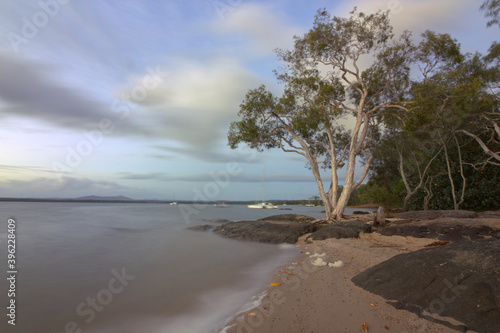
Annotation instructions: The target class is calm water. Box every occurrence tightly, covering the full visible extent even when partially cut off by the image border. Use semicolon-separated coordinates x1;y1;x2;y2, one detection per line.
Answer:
0;202;367;333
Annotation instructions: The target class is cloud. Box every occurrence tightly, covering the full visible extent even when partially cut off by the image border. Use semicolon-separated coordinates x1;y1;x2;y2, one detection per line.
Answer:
118;57;260;157
339;0;473;36
0;164;51;172
0;51;146;136
0;176;127;197
212;2;302;55
118;170;320;183
152;144;262;163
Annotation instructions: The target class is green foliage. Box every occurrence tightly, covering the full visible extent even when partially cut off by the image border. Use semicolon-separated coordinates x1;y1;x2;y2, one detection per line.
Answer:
409;138;500;211
228;6;500;216
485;42;500;65
304;7;393;57
481;0;500;27
348;181;403;209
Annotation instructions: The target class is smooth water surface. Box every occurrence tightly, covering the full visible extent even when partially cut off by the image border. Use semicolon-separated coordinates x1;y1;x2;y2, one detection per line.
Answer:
0;202;367;333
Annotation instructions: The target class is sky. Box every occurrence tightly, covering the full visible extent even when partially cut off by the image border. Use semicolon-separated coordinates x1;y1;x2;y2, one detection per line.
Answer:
0;0;497;201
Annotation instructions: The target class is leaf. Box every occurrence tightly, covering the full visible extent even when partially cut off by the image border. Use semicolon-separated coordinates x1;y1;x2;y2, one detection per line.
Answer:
362;322;369;332
270;282;281;286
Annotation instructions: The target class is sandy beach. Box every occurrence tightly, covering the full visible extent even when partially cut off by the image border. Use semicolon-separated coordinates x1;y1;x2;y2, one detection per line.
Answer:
221;233;463;333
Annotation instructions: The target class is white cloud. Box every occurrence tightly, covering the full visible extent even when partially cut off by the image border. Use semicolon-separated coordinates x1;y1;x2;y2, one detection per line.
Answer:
0;176;127;198
0;50;148;136
338;0;475;37
117;57;260;154
212;2;303;55
118;170;319;183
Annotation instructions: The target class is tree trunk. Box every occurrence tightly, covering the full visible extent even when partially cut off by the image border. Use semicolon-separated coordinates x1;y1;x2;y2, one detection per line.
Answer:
331;111;373;220
454;136;466;209
423;177;433;210
398;144;443;211
402;195;411;212
331;150;357;220
309;157;332;218
399;149;413;212
374;206;386;227
442;140;458;210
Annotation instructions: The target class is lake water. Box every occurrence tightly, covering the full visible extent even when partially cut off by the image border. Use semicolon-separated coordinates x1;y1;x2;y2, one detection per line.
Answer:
0;202;369;333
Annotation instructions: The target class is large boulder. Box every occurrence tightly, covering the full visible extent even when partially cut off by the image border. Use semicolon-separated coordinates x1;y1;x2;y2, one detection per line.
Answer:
212;221;316;244
379;217;500;241
257;214;315;223
352;239;500;333
478;211;500;219
189;215;317;244
310;221;371;240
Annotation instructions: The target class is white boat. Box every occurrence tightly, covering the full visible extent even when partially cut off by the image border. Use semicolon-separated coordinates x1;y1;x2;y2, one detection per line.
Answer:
169;193;177;205
248;167;278;209
213;202;228;207
248;202;278;209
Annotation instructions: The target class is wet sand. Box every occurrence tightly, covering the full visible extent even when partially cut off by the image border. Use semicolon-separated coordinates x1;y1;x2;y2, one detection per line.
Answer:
221;233;461;333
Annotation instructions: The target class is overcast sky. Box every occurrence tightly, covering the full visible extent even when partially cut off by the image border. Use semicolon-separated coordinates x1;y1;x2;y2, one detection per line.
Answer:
0;0;496;200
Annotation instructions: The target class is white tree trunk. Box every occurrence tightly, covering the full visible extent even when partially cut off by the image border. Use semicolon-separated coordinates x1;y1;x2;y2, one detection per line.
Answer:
307;155;332;218
331;120;361;220
442;140;458;210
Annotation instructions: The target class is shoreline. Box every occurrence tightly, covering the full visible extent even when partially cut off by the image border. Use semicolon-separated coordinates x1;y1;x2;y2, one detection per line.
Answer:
219;233;462;333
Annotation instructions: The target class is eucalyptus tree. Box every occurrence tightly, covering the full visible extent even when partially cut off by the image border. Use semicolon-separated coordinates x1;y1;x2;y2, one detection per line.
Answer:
228;8;413;220
457;60;499;170
408;31;499;209
481;0;500;27
457;2;500;168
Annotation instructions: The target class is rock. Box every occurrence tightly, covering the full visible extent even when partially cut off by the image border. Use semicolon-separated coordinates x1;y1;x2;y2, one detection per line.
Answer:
478;211;500;219
352;239;500;333
257;214;315;223
396;210;478;220
379;217;500;241
202;219;234;223
212;220;317;244
353;211;370;215
310;221;371;240
189;214;317;244
189;225;216;232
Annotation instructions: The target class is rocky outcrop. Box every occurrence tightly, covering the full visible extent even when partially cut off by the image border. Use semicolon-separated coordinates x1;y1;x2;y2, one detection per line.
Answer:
189;215;317;244
212;221;316;244
309;221;371;240
190;214;373;244
352;239;500;333
257;214;315;223
352;210;371;215
202;219;234;224
478;211;500;219
379;217;500;241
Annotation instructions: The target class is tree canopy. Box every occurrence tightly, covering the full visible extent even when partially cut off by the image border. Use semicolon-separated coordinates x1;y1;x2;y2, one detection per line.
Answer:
228;6;500;218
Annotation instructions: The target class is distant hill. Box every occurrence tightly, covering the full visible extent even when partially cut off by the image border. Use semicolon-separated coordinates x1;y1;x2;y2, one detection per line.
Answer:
75;195;133;201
